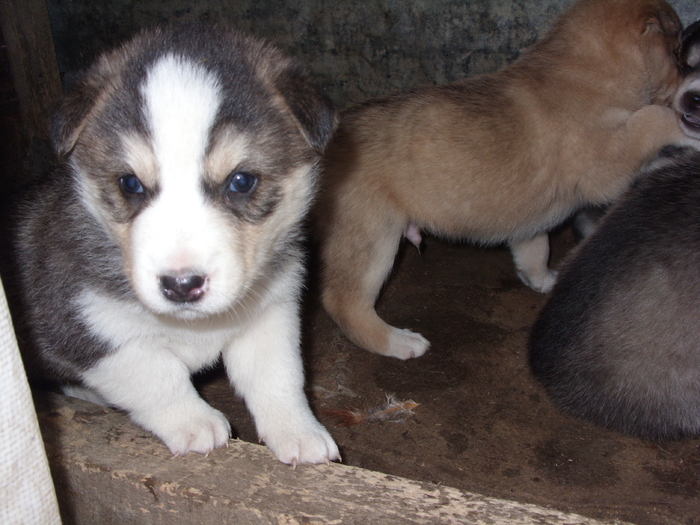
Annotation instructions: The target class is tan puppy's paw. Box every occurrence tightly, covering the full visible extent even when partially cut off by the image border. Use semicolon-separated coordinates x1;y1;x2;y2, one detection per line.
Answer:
387;328;430;359
517;269;558;294
510;234;557;293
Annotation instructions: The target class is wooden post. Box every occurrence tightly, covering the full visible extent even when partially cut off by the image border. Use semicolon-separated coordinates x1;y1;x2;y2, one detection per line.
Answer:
0;0;62;142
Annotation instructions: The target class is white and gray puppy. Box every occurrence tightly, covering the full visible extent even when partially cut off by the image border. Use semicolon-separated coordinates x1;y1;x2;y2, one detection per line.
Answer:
529;21;700;440
13;24;340;464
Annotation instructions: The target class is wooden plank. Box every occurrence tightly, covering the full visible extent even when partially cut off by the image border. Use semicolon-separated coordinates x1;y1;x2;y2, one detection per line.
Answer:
38;393;630;525
0;0;61;142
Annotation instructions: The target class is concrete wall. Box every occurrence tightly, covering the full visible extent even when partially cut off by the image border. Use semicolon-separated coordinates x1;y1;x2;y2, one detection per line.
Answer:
46;0;700;109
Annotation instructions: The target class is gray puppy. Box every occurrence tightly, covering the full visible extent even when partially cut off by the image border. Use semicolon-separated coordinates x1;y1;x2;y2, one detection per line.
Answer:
529;146;700;440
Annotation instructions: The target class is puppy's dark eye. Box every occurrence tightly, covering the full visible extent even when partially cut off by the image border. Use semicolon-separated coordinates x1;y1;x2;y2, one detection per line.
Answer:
227;171;258;196
119;174;145;195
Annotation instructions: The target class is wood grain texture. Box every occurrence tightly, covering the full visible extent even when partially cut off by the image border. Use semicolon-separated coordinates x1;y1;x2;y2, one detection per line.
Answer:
37;393;625;525
0;0;61;141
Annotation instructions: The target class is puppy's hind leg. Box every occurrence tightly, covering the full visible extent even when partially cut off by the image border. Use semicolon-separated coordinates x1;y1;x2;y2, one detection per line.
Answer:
510;233;557;293
321;210;429;359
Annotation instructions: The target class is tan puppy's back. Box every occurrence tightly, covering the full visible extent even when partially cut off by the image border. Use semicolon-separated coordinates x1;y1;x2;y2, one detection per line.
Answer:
326;78;570;242
317;0;695;359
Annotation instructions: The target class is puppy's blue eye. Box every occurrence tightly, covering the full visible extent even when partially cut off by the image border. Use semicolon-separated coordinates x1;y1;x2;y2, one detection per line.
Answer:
228;172;257;194
119;174;144;195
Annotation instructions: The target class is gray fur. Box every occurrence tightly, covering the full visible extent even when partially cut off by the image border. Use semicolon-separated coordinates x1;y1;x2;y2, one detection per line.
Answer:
529;146;700;440
15;166;131;379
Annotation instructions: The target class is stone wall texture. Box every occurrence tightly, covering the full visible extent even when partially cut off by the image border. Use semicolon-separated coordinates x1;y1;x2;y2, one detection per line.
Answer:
46;0;700;108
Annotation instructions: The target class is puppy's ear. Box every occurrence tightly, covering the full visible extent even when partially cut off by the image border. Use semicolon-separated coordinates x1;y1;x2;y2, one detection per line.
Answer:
50;68;105;159
50;33;137;159
274;64;338;153
643;5;681;37
681;20;700;70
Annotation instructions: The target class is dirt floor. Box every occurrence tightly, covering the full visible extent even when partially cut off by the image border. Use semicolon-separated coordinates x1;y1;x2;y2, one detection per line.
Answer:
195;231;700;525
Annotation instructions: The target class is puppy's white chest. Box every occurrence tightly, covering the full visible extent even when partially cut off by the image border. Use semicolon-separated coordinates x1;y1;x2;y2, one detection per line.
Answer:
76;288;237;371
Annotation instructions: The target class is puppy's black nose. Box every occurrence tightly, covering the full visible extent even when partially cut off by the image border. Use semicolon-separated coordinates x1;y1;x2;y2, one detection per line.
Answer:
160;274;207;303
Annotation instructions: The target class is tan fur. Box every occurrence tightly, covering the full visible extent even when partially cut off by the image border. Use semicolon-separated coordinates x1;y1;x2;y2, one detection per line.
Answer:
316;0;697;359
204;133;252;184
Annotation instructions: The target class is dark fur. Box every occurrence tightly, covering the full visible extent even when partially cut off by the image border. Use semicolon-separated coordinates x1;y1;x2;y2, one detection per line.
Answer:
13;166;130;379
529;147;700;439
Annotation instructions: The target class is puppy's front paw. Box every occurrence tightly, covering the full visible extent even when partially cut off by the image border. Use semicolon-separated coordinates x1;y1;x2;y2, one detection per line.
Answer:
149;402;231;457
262;421;340;466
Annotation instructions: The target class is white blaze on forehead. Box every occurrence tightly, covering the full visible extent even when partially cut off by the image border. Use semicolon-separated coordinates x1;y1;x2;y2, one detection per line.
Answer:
141;54;221;188
129;52;239;315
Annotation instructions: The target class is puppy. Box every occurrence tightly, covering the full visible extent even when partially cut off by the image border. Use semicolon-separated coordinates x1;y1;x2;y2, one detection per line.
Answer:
529;23;700;441
675;20;700;139
13;25;340;464
315;0;696;360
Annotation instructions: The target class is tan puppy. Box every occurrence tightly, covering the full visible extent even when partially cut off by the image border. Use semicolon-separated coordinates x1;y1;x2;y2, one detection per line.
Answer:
316;0;697;360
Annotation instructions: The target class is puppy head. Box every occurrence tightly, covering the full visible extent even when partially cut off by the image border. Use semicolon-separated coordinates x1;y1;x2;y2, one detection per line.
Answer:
674;21;700;139
546;0;681;105
51;25;337;319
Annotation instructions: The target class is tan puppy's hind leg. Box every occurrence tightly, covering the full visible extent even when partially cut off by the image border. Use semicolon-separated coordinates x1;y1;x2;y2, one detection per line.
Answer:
321;219;429;359
510;233;557;293
329;302;429;360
